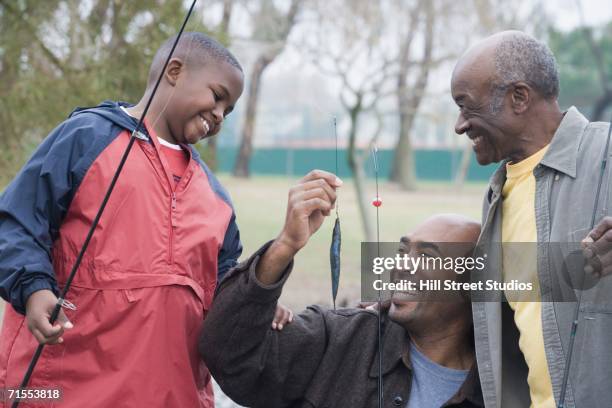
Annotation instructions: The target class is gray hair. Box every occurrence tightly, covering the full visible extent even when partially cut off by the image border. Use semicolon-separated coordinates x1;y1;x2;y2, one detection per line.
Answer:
489;34;559;113
148;32;242;87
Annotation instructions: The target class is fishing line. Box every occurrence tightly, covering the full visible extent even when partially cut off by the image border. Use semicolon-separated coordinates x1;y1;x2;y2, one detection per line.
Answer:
371;145;384;408
330;117;341;310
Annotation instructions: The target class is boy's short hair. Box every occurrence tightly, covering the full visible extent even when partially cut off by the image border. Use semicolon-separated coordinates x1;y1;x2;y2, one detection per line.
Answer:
148;32;243;86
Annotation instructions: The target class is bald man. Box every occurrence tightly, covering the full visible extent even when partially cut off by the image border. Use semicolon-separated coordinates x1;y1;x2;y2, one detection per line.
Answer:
200;214;484;408
451;31;612;407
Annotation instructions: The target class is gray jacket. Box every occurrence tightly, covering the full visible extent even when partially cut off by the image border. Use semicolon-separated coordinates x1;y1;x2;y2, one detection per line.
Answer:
473;107;612;408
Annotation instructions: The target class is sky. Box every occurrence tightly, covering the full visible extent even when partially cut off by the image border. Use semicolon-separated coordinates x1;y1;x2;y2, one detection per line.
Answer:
546;0;612;30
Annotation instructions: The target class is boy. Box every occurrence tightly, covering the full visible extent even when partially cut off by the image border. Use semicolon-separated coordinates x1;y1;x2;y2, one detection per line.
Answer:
0;33;288;407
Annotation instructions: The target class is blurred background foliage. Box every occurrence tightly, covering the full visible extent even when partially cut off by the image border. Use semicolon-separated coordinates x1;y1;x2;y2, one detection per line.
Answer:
0;0;611;200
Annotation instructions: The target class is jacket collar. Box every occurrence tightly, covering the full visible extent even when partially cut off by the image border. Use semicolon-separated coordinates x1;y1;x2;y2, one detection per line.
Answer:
368;315;406;378
486;106;589;201
539;106;589;178
70;100;148;135
368;314;483;407
443;363;484;407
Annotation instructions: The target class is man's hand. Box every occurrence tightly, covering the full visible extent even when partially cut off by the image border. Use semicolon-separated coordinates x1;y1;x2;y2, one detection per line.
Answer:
272;303;294;331
256;170;342;285
25;290;73;345
276;170;342;253
583;216;612;277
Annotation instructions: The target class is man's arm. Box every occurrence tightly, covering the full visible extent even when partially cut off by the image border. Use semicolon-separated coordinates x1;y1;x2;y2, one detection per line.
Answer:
200;170;342;407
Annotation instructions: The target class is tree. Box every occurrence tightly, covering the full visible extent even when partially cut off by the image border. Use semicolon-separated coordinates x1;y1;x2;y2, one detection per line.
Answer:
304;0;395;240
389;0;435;191
549;20;612;121
0;0;211;186
233;0;302;178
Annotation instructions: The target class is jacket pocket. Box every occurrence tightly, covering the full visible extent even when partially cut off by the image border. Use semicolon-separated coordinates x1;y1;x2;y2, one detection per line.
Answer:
572;310;612;406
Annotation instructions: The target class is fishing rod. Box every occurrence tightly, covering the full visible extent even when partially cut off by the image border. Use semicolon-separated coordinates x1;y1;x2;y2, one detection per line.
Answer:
558;115;612;407
10;2;198;406
371;145;384;407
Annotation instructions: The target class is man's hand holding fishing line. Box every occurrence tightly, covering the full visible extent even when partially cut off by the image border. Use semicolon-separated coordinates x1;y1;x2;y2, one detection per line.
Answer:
256;170;342;289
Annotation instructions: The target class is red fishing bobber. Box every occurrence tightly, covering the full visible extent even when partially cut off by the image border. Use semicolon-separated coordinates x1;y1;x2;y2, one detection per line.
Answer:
372;197;382;207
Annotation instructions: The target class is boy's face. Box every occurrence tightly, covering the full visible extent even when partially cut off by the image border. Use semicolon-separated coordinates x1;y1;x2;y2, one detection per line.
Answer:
166;59;244;145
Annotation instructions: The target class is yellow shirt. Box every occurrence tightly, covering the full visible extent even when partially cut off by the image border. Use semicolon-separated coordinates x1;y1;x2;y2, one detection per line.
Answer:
502;145;555;408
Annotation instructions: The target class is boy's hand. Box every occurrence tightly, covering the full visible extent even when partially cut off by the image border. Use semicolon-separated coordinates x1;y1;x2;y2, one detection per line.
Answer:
356;300;392;312
25;290;74;345
271;303;294;331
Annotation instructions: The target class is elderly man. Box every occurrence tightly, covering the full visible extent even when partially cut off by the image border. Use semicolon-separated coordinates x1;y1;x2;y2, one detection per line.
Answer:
451;31;612;407
200;213;482;407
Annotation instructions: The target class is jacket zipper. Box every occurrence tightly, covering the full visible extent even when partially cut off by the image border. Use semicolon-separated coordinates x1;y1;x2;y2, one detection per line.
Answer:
169;192;177;264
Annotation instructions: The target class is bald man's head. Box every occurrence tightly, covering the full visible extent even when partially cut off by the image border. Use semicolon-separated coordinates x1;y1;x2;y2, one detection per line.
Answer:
147;32;243;88
409;214;481;247
388;214;480;335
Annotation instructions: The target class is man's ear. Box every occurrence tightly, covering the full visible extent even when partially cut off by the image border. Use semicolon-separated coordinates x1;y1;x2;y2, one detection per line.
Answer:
164;58;184;87
510;82;531;114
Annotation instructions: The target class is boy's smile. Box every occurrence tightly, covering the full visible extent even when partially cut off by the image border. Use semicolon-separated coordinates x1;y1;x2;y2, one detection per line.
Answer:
146;57;243;146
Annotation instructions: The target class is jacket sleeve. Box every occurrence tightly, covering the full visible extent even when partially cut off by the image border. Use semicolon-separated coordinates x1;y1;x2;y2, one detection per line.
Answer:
0;117;100;314
200;242;329;407
217;212;242;281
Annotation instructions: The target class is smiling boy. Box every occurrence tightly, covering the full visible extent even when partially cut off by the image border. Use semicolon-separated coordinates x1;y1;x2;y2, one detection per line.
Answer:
0;33;259;407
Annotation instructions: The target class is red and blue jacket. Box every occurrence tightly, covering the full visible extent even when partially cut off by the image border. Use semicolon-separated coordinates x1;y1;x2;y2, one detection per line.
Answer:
0;101;241;407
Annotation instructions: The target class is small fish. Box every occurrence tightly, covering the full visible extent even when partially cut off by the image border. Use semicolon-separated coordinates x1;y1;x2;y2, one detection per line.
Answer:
330;217;341;309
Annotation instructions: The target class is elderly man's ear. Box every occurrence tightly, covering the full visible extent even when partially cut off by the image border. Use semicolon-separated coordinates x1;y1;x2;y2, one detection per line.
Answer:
511;82;531;114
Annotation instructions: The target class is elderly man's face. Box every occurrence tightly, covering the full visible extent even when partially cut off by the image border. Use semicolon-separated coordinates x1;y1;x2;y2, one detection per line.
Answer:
450;61;518;165
387;217;475;332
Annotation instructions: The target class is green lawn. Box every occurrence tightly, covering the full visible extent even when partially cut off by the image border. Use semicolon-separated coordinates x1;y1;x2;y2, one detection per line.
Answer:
0;175;487;318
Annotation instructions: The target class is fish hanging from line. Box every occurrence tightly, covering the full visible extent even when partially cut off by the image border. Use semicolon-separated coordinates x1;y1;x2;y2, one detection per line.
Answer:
330;117;341;310
330;217;341;309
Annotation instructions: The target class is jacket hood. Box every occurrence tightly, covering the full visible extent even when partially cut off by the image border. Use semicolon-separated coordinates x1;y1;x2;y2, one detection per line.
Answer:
70;100;149;137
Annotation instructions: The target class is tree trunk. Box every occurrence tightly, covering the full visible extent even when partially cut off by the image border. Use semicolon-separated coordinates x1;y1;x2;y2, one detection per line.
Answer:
206;137;218;171
591;90;612;122
455;144;472;189
346;98;374;241
389;0;434;191
232;0;301;178
207;0;233;172
233;55;272;177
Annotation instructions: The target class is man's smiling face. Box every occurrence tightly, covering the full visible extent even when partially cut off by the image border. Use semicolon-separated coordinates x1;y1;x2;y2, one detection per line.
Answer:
387;215;478;333
450;40;531;166
451;62;514;166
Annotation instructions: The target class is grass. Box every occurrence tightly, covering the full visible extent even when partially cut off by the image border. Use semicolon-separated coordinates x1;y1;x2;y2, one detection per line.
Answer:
218;174;486;310
0;175;487;319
